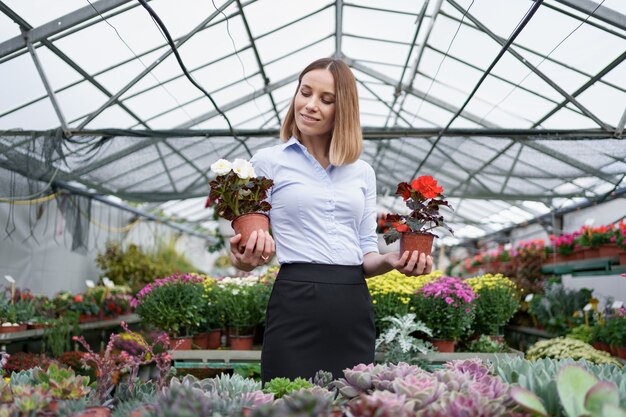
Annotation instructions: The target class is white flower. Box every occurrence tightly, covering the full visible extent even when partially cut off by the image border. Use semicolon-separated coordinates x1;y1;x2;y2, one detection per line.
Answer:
231;289;240;295
239;189;251;197
210;159;232;176
232;158;255;179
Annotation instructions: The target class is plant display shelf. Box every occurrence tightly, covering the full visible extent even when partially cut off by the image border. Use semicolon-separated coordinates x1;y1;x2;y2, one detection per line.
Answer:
0;314;140;350
170;348;523;365
541;256;619;276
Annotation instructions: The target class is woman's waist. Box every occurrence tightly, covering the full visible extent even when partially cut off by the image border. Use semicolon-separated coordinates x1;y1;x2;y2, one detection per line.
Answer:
277;262;365;284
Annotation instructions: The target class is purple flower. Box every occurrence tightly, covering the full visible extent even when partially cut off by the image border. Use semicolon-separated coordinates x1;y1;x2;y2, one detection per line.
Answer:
445;297;454;305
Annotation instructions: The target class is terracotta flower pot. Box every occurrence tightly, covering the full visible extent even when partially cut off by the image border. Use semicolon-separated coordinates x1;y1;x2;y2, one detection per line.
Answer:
171;336;193;350
206;330;222;349
616;346;626;360
583;247;600;260
193;332;210;349
619;251;626;266
230;336;254;350
231;213;270;253
0;324;23;333
488;335;505;344
400;232;435;257
592;341;610;353
430;339;456;353
598;244;620;258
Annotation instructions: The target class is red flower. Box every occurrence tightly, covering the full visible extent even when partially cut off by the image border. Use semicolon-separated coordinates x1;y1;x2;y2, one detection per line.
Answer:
392;222;410;233
411;176;443;199
73;295;83;303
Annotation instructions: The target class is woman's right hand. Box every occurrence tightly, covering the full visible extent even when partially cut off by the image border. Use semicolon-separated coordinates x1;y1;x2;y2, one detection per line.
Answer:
229;229;275;272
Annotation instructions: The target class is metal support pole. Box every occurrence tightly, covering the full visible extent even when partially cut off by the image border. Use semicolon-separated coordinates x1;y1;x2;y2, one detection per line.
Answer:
24;34;69;135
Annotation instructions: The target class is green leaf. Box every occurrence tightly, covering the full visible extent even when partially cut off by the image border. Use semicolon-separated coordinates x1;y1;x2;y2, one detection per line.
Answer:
510;386;550;417
585;381;619;417
600;404;626;417
557;365;599;417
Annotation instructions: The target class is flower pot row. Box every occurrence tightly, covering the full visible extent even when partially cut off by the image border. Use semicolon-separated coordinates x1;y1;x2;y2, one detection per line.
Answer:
172;327;257;351
592;341;626;359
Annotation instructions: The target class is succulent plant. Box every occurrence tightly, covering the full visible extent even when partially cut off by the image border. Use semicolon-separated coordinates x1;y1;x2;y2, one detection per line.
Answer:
277;386;335;416
392;373;443;411
371;362;425;392
443;359;491;380
346;390;413;417
511;365;626;417
417;391;508;417
115;379;157;403
9;368;41;386
0;405;10;417
491;356;626;413
333;363;380;399
35;363;91;400
147;383;215;417
12;384;52;414
263;377;313;399
313;370;334;389
240;390;275;407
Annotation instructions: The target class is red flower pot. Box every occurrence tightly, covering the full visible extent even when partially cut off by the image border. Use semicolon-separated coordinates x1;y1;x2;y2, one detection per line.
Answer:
584;247;600;260
598;244;620;258
400;232;435;257
430;339;456;353
71;406;111;417
619;251;626;266
231;213;270;253
207;330;221;349
193;332;210;349
616;346;626;360
592;341;610;353
171;336;193;350
230;336;254;350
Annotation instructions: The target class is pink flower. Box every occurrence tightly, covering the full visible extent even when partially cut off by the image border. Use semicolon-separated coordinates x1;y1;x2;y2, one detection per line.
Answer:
445;297;454;305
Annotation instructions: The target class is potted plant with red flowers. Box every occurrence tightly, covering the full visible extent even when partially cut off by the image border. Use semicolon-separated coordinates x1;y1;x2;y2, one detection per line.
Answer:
207;158;274;252
383;176;453;257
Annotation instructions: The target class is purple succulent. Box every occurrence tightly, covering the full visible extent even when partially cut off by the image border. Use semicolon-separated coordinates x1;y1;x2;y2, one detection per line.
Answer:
444;359;490;379
417;392;507;417
392;374;443;411
334;363;380;398
469;374;511;402
347;391;413;417
371;363;425;392
241;390;274;407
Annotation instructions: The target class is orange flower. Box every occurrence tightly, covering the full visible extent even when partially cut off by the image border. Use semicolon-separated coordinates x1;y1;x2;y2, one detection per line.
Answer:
411;176;443;199
392;222;410;233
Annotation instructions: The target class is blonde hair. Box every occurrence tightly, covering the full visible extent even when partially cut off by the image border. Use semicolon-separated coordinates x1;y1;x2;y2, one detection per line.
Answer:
280;58;362;166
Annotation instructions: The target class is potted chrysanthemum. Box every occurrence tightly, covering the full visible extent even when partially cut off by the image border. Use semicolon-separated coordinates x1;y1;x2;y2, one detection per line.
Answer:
206;158;273;252
383;176;453;257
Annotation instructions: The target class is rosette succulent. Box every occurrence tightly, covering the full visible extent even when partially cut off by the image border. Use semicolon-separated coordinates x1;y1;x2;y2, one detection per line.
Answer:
347;390;414;417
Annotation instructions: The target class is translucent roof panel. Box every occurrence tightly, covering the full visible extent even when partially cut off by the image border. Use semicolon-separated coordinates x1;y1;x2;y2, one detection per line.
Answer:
1;0;625;239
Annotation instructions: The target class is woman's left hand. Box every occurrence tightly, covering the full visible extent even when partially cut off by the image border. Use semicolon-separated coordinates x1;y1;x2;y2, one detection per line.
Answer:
386;251;433;276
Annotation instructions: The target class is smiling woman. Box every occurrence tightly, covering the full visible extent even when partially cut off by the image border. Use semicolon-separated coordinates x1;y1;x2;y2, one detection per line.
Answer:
227;58;433;385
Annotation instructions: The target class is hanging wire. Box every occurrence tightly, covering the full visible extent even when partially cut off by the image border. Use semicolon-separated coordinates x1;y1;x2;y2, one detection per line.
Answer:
409;0;475;126
136;0;252;156
85;0;197;126
411;0;545;178
210;0;269;126
478;0;608;125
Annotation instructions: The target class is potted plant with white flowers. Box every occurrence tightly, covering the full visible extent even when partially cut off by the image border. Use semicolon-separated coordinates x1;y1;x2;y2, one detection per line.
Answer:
206;158;273;252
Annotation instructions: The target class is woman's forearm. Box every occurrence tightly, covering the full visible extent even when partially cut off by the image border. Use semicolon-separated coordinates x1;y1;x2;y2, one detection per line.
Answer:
362;252;394;278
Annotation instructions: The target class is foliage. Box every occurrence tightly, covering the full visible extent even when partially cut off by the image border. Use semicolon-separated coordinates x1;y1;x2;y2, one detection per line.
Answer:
366;270;442;333
2;353;56;377
601;312;626;346
96;240;196;294
33;363;91;400
568;325;595;344
133;273;206;337
510;365;626;417
529;282;593;335
526;337;622;367
263;377;313;399
42;314;80;358
375;314;433;364
213;276;270;328
465;273;520;335
465;335;508;353
412;277;476;341
383;176;453;245
207;158;273;221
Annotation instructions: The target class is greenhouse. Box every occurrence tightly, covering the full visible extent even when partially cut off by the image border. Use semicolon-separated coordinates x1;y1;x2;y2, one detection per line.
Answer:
0;0;625;416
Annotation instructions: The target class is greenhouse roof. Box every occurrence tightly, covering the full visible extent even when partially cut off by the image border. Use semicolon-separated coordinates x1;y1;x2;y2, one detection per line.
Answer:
0;0;625;242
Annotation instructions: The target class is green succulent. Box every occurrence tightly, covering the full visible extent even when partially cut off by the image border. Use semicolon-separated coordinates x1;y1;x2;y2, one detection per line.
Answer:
491;356;626;416
511;365;626;417
278;386;335;415
35;363;91;400
9;368;41;386
12;385;52;413
263;377;313;399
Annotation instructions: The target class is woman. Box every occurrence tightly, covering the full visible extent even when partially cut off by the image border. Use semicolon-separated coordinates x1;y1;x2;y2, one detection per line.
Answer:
228;58;433;383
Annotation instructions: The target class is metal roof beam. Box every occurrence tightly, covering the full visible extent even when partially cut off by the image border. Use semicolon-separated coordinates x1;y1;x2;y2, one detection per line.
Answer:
346;57;500;128
335;0;344;57
553;0;626;32
447;0;612;131
176;72;299;129
0;0;133;59
77;0;237;130
533;50;626;128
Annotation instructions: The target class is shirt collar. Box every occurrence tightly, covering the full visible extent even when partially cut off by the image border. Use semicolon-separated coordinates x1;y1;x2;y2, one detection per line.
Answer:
280;136;305;151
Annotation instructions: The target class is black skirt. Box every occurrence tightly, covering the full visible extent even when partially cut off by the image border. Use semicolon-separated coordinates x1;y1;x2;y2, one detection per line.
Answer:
261;263;376;384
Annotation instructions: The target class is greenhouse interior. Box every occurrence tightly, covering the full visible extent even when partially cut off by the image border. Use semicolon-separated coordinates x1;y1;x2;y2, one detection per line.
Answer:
1;0;626;416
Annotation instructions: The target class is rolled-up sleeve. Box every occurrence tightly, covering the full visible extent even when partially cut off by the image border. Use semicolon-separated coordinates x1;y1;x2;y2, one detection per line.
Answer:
359;164;379;255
